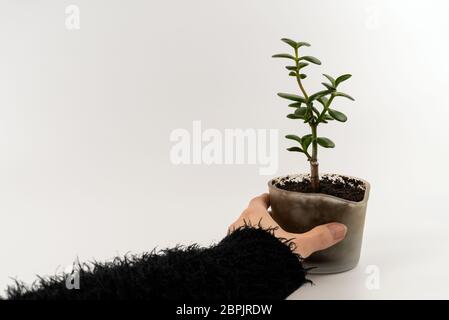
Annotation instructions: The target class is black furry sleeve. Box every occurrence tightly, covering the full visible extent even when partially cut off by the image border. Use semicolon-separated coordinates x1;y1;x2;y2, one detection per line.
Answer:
6;228;308;300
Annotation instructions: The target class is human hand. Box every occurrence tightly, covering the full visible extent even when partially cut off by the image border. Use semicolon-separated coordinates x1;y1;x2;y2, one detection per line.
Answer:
228;193;347;258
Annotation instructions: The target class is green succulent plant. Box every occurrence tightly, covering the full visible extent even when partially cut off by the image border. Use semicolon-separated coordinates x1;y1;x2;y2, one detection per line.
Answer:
273;38;354;192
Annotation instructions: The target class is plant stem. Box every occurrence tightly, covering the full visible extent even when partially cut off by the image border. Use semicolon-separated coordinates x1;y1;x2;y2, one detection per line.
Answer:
294;47;319;191
310;124;319;192
294;48;309;100
317;94;335;123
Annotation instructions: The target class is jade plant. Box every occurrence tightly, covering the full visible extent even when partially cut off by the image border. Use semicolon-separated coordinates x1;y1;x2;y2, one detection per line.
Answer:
273;38;354;192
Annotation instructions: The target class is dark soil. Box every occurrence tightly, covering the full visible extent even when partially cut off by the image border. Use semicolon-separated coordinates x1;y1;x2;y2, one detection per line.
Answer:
274;175;366;202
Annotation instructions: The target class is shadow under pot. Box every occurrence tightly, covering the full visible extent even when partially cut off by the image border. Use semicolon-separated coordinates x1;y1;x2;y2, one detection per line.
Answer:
268;174;370;274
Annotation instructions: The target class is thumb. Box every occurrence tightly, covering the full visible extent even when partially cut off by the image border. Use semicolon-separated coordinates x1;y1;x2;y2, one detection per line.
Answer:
296;223;347;258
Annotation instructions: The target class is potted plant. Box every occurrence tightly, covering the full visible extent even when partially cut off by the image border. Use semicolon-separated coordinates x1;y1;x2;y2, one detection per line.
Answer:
269;38;370;274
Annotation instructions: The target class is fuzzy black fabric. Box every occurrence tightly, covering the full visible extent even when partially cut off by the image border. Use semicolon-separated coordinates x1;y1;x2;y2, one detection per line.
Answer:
5;227;309;300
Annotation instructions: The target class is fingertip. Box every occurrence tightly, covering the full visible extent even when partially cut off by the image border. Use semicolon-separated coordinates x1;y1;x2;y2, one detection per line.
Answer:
296;222;348;257
325;223;347;241
260;193;270;205
248;193;270;209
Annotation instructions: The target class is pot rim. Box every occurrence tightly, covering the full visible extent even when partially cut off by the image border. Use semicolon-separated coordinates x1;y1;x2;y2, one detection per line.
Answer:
268;173;371;205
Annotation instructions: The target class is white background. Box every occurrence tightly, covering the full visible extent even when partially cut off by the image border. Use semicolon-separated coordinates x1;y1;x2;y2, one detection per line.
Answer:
1;0;448;299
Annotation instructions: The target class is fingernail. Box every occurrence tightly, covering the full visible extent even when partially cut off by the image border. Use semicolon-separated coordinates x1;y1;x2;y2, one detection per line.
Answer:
327;223;347;241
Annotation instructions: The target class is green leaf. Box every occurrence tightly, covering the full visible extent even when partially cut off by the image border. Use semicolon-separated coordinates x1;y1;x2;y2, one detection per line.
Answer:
317;137;335;148
285;66;297;71
281;38;299;48
323;114;334;120
285;134;302;144
328;109;347;122
294;107;307;116
299;74;307;79
287;114;303;119
288;102;302;108
321;82;335;91
323;74;336;87
288;71;297;77
298;62;309;69
309;90;332;101
299;56;321;65
278;93;306;103
334;92;355;101
297;42;311;48
287;146;304;153
272;53;297;61
335;74;352;86
301;134;313;150
317;96;329;107
311;106;320;116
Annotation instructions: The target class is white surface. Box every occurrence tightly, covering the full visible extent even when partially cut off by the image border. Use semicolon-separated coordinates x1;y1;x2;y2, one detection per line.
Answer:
1;0;449;299
290;221;449;299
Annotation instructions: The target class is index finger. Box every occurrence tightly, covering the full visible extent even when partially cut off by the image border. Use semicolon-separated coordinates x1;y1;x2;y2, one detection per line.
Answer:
248;193;270;210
